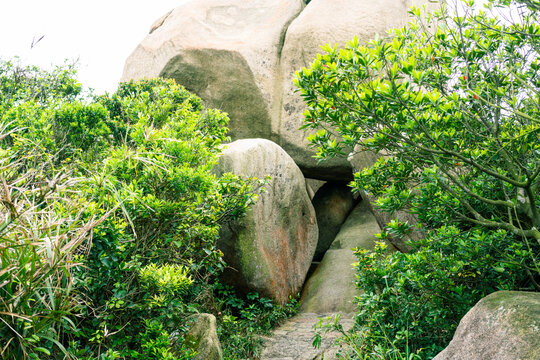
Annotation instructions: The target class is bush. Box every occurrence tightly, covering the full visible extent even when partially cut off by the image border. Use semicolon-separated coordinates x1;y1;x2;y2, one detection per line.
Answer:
0;60;272;359
351;227;537;359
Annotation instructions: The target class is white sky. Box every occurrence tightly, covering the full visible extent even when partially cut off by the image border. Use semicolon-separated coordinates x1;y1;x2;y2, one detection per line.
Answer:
0;1;189;94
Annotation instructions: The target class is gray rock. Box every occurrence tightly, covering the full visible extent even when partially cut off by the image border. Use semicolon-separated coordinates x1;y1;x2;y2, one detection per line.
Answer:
122;0;304;141
305;178;326;200
185;313;223;360
330;200;391;252
433;291;540;360
277;0;433;181
300;201;395;313
300;248;359;313
312;182;355;261
214;139;318;304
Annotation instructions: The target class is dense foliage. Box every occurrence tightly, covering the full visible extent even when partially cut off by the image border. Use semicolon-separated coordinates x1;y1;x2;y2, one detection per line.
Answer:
0;60;96;359
0;60;294;359
296;0;540;358
350;227;536;359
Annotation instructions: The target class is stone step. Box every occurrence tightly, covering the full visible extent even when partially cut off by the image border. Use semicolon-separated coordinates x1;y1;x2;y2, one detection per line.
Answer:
300;201;392;314
260;313;354;360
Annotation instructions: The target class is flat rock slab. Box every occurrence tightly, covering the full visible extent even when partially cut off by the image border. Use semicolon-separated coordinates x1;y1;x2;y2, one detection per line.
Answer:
300;201;396;314
261;313;354;360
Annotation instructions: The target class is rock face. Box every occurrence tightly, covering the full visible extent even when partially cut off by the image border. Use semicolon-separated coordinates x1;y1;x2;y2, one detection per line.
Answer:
123;0;437;181
300;201;394;313
311;182;355;261
433;291;540;360
185;314;223;360
214;139;318;304
122;0;304;141
278;0;420;180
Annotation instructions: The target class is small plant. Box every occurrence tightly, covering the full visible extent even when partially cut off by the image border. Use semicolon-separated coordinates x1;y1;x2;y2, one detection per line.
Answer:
214;283;299;359
313;315;422;360
139;263;193;295
138;320;196;360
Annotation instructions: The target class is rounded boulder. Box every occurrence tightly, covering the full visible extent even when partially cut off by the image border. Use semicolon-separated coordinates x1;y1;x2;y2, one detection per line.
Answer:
214;139;318;304
433;291;540;360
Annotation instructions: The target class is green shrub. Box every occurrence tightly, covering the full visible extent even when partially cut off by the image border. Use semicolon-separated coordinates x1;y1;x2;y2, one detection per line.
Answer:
311;226;538;360
52;101;111;157
0;59;81;106
295;0;540;242
351;227;537;359
65;79;261;357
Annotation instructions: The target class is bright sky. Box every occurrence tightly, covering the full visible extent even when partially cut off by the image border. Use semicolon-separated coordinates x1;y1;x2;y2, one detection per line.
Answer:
0;0;189;95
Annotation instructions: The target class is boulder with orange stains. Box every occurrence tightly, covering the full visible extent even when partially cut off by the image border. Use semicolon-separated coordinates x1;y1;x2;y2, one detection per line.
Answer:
214;138;318;304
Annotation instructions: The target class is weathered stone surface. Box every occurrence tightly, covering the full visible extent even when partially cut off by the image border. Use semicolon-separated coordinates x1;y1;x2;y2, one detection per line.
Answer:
312;182;355;261
433;291;540;360
123;0;438;182
300;201;395;313
328;200;386;251
277;0;435;181
214;139;318;304
300;249;359;313
185;313;223;360
348;146;421;252
122;0;304;140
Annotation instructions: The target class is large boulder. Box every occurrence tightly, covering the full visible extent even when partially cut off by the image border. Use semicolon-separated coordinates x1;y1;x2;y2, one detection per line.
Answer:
433;291;540;360
300;201;395;313
312;182;355;261
214;139;318;304
277;0;436;181
123;0;438;182
185;314;223;360
122;0;304;140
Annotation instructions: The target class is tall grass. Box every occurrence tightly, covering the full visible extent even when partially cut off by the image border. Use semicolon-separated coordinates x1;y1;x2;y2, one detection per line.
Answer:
0;126;107;359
